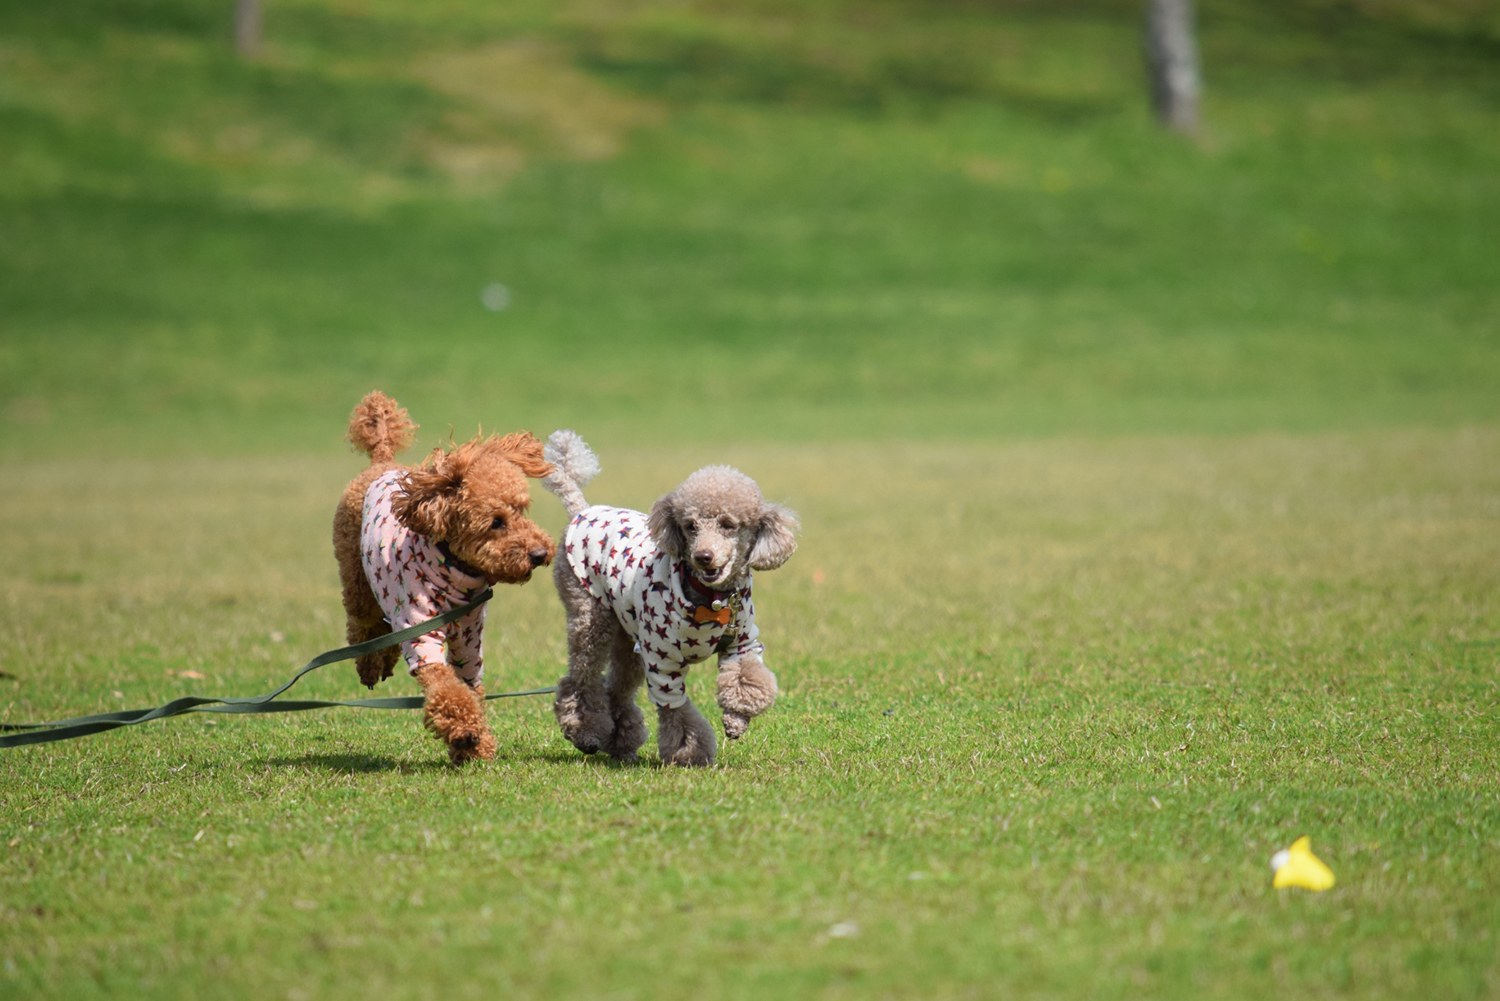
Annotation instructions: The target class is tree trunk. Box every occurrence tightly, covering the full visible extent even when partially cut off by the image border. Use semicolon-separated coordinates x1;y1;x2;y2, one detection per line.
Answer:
235;0;262;57
1145;0;1200;134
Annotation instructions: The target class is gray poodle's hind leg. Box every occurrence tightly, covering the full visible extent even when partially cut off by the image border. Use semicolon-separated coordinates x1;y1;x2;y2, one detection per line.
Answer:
656;700;717;767
553;565;617;755
600;628;648;761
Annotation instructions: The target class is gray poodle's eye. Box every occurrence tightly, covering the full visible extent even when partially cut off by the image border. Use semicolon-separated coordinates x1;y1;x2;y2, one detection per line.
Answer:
718;516;736;531
490;515;507;531
683;518;698;533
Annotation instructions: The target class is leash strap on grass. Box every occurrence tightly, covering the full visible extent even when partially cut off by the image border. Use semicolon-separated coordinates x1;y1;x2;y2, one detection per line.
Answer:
1;589;558;749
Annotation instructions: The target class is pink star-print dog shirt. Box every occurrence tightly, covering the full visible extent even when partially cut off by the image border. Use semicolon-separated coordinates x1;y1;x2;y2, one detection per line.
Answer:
563;506;763;709
360;469;488;685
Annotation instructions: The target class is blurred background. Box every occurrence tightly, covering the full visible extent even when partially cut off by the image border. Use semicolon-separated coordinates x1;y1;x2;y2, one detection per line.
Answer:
2;0;1497;460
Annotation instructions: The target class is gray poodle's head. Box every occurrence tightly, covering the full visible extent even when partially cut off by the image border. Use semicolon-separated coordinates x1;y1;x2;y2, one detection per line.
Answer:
647;465;799;589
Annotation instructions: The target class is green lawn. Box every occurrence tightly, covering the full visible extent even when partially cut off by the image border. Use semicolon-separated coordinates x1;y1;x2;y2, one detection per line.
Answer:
2;0;1499;998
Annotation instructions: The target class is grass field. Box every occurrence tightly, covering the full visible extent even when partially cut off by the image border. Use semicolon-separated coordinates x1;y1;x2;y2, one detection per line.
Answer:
3;0;1500;998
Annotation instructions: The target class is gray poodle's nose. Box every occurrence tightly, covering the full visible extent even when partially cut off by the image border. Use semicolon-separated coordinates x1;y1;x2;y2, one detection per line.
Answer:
692;549;715;567
528;548;549;567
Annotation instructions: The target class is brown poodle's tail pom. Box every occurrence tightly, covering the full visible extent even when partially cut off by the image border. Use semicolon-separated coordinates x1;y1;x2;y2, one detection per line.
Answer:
347;391;418;465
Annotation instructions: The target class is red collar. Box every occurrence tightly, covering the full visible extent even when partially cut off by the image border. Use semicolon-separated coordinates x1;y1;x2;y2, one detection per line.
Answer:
682;562;733;595
679;566;735;622
679;565;721;600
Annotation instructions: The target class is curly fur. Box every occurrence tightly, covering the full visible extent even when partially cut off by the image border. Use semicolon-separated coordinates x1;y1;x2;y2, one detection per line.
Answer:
332;391;556;764
542;433;798;766
542;429;600;517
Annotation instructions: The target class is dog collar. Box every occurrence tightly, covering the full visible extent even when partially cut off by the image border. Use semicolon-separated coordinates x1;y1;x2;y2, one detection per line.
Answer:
436;541;487;581
679;565;736;624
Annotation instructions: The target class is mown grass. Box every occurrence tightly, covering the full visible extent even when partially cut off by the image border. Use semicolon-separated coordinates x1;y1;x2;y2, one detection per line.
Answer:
4;432;1499;999
2;0;1499;997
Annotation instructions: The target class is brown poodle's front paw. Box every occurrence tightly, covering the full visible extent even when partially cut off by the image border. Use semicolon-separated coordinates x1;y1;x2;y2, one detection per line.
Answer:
721;709;751;741
424;711;491;758
447;730;497;766
554;677;614;755
417;664;492;763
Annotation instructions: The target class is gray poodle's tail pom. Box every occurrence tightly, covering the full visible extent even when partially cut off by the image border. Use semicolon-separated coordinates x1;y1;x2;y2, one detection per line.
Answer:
542;429;600;517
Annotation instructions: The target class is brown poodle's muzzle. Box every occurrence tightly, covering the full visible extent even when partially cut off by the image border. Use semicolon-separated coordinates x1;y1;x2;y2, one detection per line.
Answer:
458;521;555;586
501;546;552;584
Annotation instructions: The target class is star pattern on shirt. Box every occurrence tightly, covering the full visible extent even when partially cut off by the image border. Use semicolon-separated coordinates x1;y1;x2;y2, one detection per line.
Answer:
360;470;490;684
563;505;763;709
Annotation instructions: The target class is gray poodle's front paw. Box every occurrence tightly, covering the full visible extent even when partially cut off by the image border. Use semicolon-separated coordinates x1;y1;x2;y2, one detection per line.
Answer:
716;656;778;727
721;709;751;740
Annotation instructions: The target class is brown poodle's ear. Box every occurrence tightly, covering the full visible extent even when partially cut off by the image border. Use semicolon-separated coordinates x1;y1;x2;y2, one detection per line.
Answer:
749;503;799;571
648;493;687;558
393;448;467;539
491;431;553;479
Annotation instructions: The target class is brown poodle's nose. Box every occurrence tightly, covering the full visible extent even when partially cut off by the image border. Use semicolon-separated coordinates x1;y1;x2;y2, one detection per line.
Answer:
692;549;714;567
528;547;550;567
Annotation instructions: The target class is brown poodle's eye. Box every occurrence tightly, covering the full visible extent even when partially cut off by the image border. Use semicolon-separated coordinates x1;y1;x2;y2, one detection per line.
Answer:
683;518;697;533
719;517;736;531
490;515;507;531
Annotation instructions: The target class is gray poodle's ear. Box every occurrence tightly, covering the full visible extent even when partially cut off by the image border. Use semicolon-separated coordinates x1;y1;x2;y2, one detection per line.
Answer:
749;503;799;571
648;492;688;558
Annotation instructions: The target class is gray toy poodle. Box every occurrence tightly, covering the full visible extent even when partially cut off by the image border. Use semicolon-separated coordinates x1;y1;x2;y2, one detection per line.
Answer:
541;430;798;766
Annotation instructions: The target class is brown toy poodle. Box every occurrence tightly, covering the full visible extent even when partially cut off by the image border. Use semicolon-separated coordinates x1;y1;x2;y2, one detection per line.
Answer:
331;391;555;764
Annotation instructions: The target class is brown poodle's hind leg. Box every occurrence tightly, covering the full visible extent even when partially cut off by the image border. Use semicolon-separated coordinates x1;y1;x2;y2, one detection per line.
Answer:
350;619;400;689
415;662;495;765
339;577;398;685
334;466;399;689
601;628;648;761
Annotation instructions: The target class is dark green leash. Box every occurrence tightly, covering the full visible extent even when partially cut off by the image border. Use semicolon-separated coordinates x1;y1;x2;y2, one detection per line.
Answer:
0;589;557;749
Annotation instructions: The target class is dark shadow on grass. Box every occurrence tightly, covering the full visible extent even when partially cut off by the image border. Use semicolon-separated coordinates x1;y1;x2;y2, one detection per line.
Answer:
257;749;655;772
259;747;747;773
502;746;758;771
505;747;651;769
257;752;449;774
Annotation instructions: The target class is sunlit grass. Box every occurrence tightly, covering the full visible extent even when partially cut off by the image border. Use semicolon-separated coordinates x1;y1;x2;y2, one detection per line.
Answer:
3;429;1497;999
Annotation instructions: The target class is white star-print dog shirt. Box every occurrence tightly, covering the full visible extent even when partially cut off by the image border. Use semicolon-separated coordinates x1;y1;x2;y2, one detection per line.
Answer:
563;505;763;709
360;469;488;685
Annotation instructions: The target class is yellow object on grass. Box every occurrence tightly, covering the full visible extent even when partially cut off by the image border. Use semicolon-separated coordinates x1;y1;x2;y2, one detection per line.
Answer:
1270;836;1336;890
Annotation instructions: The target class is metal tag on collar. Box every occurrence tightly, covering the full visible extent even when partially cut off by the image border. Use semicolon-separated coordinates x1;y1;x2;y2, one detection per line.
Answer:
710;598;726;612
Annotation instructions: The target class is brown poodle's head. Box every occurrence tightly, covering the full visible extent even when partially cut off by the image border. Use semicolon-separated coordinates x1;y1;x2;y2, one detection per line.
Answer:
392;431;557;584
647;465;798;590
